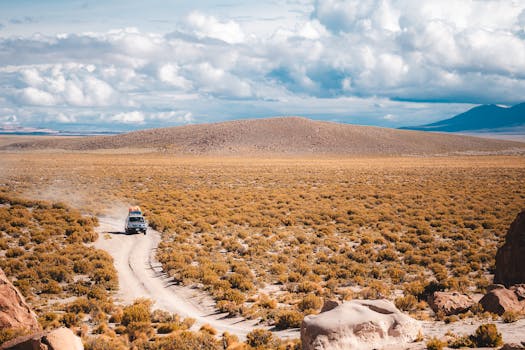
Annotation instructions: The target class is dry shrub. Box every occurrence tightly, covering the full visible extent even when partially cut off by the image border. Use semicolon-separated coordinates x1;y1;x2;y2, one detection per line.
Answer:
121;299;152;326
246;328;274;348
426;337;446;350
275;310;303;330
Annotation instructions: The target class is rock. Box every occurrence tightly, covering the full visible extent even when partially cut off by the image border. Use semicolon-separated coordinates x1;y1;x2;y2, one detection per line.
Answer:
500;343;525;350
320;300;340;313
479;285;525;315
510;284;525;300
0;332;46;350
300;299;421;350
428;291;475;315
1;328;83;350
0;268;40;332
42;328;83;350
494;210;525;287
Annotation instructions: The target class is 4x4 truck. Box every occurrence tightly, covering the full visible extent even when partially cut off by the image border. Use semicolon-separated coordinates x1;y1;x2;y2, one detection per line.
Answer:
125;206;147;235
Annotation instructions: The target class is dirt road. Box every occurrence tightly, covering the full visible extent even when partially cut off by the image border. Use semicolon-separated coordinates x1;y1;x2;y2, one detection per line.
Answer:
93;215;299;340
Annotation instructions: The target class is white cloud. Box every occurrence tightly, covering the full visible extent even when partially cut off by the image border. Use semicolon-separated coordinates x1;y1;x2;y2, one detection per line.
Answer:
110;111;145;124
108;110;193;125
21;87;57;106
158;64;191;89
187;12;245;44
192;62;252;98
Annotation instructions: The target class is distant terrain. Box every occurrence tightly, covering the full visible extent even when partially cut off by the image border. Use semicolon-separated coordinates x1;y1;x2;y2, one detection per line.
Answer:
1;117;524;156
401;103;525;133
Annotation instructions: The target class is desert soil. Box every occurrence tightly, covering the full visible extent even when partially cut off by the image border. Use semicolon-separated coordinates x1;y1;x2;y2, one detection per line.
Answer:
93;213;299;340
93;211;525;346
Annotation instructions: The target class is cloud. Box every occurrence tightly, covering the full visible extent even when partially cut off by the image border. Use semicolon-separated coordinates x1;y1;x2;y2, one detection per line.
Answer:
0;0;524;130
109;110;194;125
21;87;57;106
110;111;145;124
186;12;245;44
158;64;191;89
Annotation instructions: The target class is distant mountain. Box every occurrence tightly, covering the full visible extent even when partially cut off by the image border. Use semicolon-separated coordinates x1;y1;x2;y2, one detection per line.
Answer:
2;117;524;156
401;103;525;132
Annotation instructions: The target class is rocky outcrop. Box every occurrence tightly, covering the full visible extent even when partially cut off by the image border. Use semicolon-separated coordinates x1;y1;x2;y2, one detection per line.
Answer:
428;291;475;315
43;328;83;350
479;285;525;315
0;268;40;332
1;328;83;350
0;332;45;350
494;210;525;287
300;299;421;350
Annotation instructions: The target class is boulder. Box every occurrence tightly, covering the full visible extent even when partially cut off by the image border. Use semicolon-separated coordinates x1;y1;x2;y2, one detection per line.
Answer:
0;268;40;332
479;285;525;315
42;328;83;350
428;291;474;315
494;210;525;287
300;299;421;350
0;332;46;350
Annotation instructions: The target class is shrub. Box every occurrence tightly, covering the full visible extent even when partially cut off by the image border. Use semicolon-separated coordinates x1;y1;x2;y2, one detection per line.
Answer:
448;335;474;348
157;322;180;334
199;324;217;336
84;335;128;350
276;310;303;330
0;327;29;345
426;337;446;350
126;321;154;342
60;312;81;327
121;299;152;326
502;310;519;323
246;328;274;347
395;295;418;311
471;323;502;347
298;294;323;312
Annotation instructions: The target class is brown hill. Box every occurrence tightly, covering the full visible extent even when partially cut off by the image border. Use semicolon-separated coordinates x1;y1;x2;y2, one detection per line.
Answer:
2;117;525;155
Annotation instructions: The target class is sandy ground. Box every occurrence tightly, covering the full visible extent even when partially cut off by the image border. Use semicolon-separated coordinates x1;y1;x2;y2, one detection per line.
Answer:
93;213;524;346
93;215;299;341
383;319;525;349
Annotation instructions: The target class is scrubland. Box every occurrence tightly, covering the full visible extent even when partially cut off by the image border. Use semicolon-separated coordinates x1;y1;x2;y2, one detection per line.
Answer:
0;153;524;348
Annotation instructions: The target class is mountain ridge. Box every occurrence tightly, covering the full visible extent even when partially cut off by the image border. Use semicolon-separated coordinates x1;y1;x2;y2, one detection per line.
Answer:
2;117;524;156
401;103;525;132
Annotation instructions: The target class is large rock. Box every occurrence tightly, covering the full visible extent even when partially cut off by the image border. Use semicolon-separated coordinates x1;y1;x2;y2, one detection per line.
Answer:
0;268;40;332
42;328;83;350
479;285;525;315
494;210;525;287
428;291;474;315
0;332;46;350
1;328;83;350
300;299;421;350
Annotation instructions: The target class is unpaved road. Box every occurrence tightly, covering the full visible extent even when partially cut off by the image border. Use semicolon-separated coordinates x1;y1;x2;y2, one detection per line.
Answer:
93;215;299;340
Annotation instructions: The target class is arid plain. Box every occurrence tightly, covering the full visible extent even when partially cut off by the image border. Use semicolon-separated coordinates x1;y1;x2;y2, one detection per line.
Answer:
1;121;525;349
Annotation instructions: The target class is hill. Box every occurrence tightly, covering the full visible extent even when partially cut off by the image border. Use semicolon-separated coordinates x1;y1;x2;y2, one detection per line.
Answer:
1;117;524;155
401;103;525;132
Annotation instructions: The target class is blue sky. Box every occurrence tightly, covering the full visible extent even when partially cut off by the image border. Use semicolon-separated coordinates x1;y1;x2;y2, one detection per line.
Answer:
1;0;524;131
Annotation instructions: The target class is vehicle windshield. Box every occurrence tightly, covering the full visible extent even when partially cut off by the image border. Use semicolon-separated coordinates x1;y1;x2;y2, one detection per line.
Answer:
129;216;144;222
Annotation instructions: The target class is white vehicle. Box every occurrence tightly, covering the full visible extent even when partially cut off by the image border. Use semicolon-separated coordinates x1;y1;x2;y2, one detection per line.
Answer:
125;206;147;235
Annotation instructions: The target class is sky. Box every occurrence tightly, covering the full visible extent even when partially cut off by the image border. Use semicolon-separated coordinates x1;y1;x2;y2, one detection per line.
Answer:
0;0;524;132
